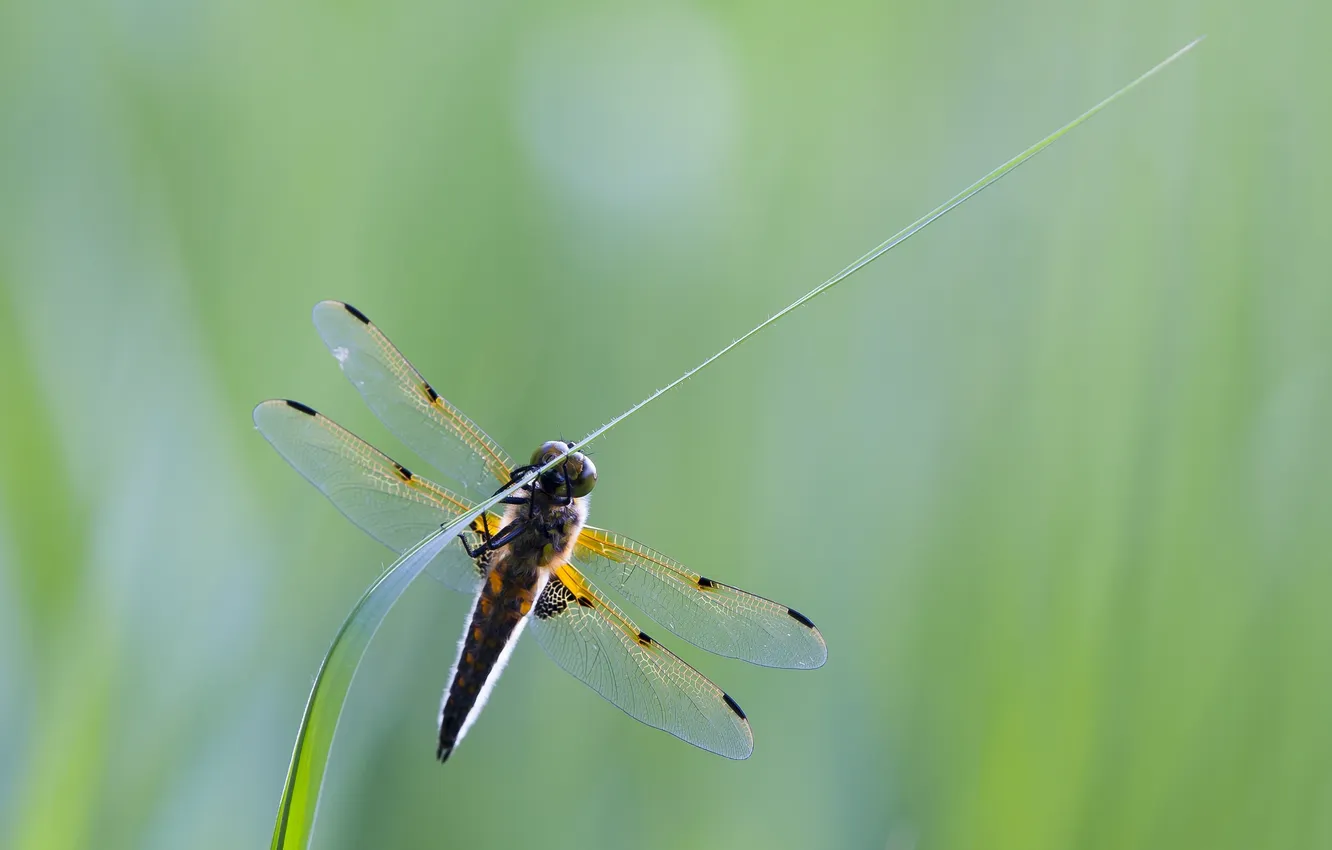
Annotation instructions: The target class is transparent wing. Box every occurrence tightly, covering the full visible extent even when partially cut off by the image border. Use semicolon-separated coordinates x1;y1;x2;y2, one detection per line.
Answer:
311;300;515;500
573;527;827;669
253;398;494;594
529;563;753;759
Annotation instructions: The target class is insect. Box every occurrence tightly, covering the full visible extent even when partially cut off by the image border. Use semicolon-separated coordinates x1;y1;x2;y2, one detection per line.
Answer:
254;301;826;761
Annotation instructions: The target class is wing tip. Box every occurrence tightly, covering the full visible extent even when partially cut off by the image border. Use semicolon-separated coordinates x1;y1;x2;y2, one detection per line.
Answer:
252;399;279;421
808;645;829;669
785;607;829;669
720;692;754;759
253;398;318;429
312;299;371;326
311;299;340;320
804;631;829;669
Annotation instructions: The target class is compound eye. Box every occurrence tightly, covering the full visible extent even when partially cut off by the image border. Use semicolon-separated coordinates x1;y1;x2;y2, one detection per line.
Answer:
530;440;566;466
570;454;597;498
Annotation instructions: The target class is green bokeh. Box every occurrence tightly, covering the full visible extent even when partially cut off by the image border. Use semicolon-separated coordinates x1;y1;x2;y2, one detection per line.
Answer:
1;2;1327;849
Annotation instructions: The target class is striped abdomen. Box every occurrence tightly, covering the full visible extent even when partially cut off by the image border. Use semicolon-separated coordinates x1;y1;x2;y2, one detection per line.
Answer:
437;567;543;761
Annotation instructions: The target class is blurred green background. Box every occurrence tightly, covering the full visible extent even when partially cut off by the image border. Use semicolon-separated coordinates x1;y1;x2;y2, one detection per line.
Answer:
2;0;1328;848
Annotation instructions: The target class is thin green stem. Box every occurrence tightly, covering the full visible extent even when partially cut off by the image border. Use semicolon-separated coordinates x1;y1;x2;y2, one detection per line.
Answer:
560;36;1203;460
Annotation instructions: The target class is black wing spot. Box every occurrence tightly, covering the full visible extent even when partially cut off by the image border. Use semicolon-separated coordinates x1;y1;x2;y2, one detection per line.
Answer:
341;302;371;324
787;608;816;629
392;461;413;482
284;400;318;417
636;631;652;647
424;383;440;402
576;596;595;609
722;693;747;720
697;577;715;589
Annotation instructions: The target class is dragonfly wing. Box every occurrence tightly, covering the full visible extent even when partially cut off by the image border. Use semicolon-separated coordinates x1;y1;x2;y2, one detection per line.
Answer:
573;527;827;669
528;563;753;759
253;399;490;594
311;300;515;500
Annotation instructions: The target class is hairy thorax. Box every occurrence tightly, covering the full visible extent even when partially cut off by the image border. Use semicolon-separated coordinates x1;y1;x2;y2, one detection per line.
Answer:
494;490;589;579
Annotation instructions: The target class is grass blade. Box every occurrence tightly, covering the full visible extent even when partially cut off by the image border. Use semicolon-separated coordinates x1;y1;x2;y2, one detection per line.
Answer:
271;508;488;849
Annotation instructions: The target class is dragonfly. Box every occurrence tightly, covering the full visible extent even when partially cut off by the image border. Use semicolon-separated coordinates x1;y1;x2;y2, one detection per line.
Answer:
254;301;826;761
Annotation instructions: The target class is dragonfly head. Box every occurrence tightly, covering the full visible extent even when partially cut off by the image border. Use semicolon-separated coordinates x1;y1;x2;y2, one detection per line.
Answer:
530;440;597;499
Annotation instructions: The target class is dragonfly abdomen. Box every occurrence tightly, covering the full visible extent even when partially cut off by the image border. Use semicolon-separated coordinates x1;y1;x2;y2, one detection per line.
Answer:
437;566;544;762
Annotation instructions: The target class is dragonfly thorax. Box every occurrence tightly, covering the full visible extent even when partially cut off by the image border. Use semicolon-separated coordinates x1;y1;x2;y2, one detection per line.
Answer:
483;444;595;573
496;484;589;572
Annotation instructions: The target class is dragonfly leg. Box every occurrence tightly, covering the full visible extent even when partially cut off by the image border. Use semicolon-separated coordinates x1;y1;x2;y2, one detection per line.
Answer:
497;465;537;493
461;515;496;559
461;519;492;558
484;519;526;551
460;519;525;556
461;535;487;559
495;464;538;514
477;513;497;546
